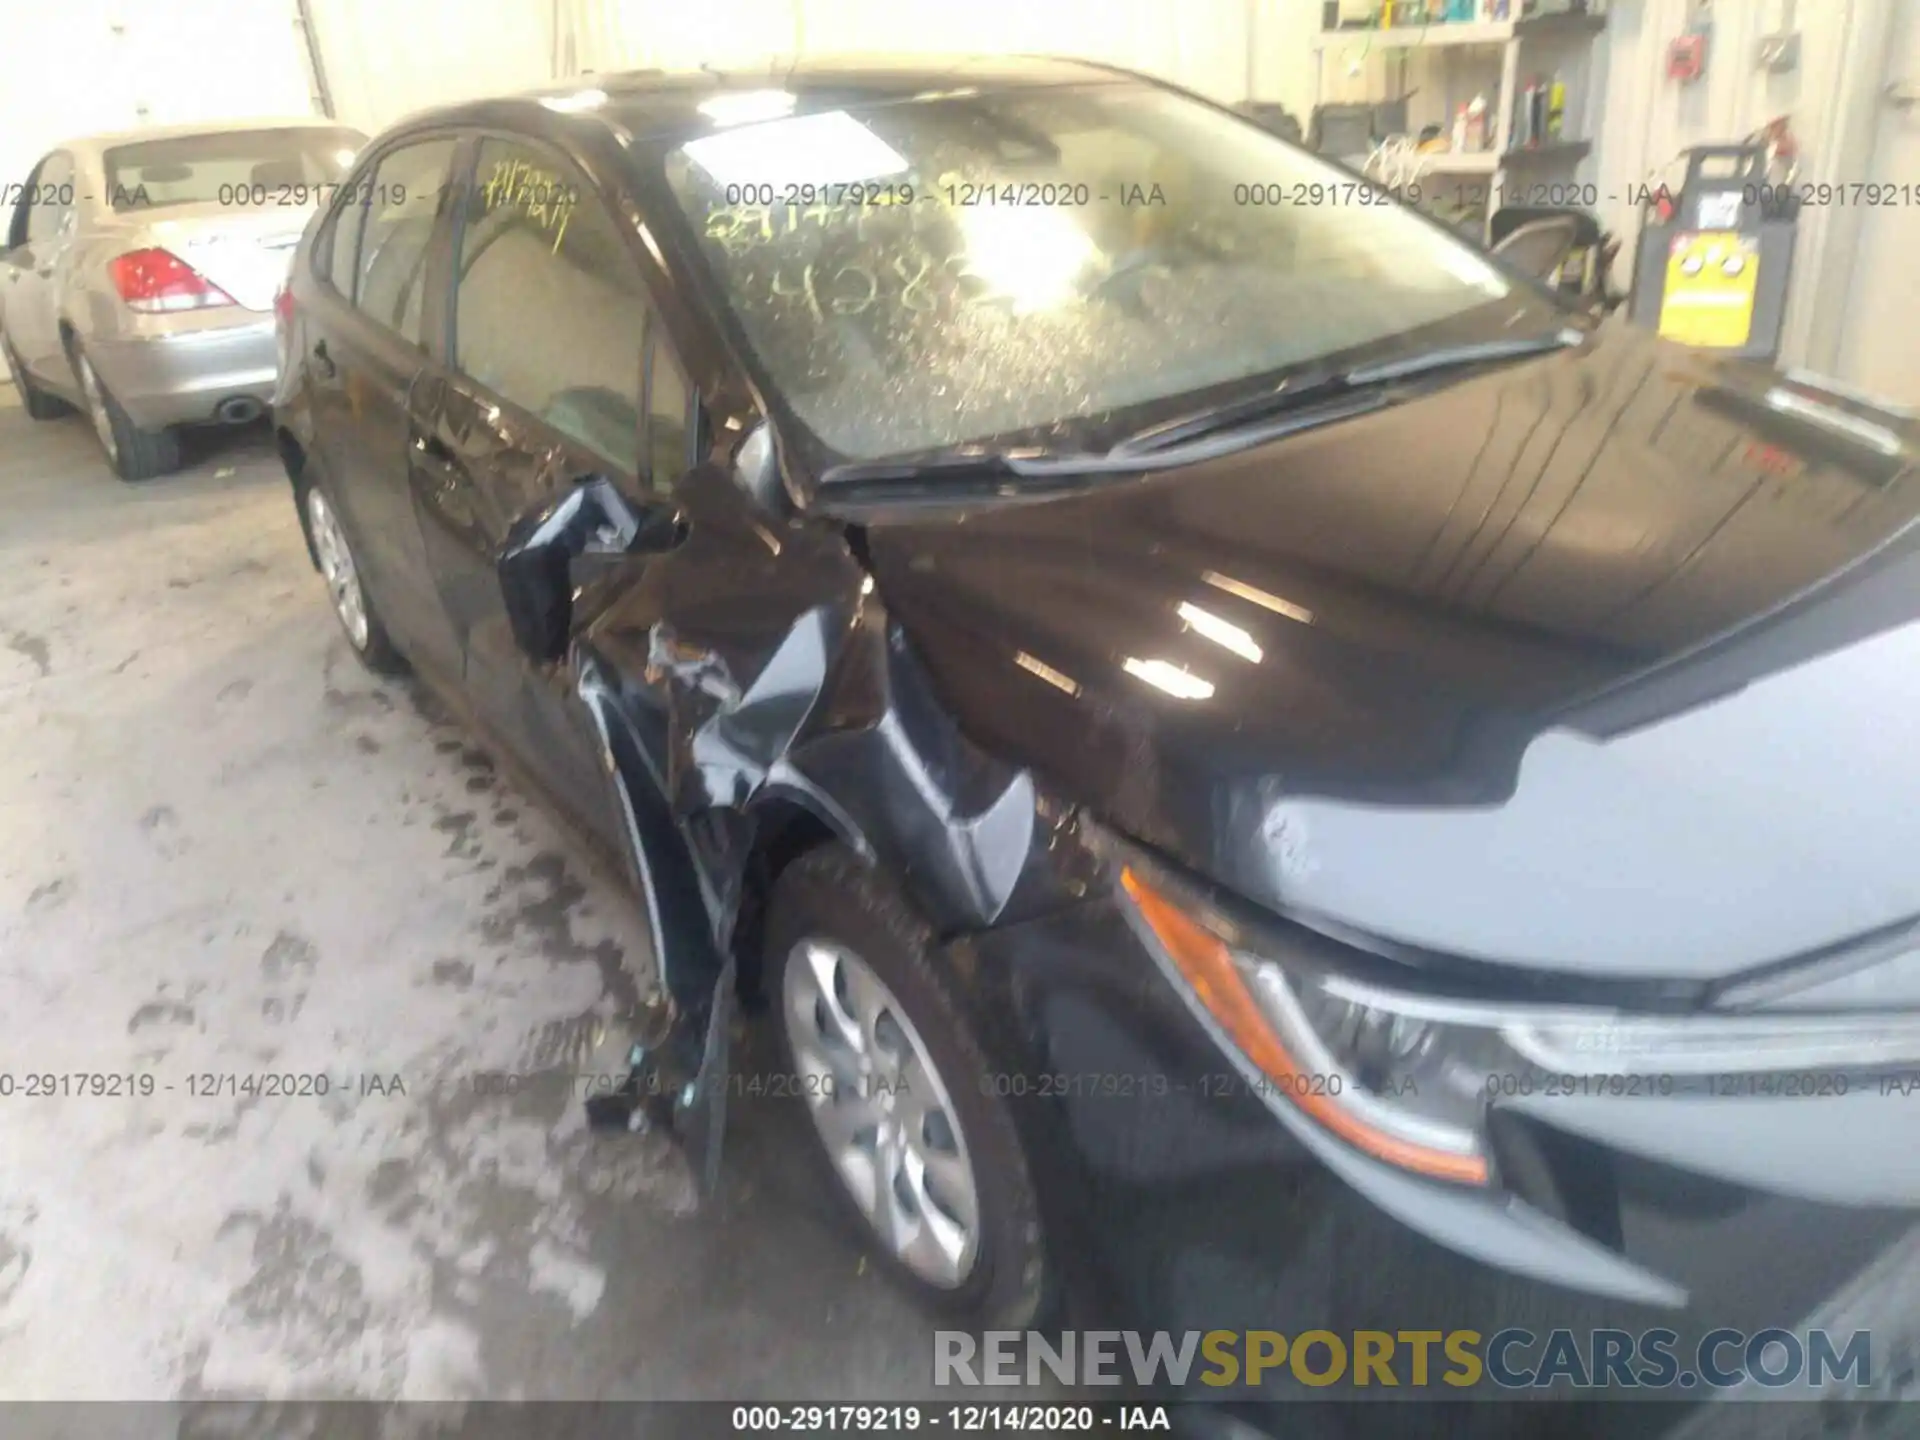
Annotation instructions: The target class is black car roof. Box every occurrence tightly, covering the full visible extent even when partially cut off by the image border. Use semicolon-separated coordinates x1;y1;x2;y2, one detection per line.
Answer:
399;55;1142;150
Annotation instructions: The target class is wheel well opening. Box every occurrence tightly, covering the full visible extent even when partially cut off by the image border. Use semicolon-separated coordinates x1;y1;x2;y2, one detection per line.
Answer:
732;800;839;1010
276;427;306;481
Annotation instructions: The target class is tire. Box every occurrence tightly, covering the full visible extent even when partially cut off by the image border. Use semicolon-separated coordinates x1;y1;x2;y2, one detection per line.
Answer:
764;844;1051;1328
2;337;70;420
68;339;181;481
302;475;407;676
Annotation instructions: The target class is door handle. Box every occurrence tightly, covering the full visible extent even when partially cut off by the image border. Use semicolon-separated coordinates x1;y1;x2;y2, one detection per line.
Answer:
408;429;475;529
413;431;456;465
1889;81;1919;111
311;339;336;379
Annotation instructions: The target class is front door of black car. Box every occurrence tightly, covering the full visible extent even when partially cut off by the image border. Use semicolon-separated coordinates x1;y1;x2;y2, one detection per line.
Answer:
408;134;695;846
301;136;464;678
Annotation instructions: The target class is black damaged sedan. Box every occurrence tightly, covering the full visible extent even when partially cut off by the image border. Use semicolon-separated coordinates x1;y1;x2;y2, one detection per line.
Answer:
272;57;1920;1431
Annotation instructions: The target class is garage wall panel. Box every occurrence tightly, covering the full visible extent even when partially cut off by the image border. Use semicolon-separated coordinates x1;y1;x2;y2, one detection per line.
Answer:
306;0;557;134
0;0;314;194
565;0;798;71
556;0;1272;104
790;0;1253;99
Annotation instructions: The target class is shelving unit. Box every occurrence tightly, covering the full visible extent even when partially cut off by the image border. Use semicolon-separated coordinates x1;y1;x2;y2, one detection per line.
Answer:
1309;9;1608;235
1411;139;1591;177
1309;12;1605;52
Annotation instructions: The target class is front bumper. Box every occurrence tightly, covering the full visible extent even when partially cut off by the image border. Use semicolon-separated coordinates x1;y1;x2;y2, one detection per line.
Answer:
964;897;1920;1432
84;314;276;430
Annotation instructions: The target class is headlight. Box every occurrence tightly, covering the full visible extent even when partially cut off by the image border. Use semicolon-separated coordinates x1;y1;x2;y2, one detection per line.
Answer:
1119;865;1920;1190
1121;866;1494;1184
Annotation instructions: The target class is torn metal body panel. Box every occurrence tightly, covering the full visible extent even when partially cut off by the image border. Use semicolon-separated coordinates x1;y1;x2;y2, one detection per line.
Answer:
574;470;1067;982
496;461;1066;1183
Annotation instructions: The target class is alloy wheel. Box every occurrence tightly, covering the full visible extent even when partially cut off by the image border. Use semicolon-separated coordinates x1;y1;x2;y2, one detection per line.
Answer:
782;937;982;1287
306;488;370;651
75;355;117;463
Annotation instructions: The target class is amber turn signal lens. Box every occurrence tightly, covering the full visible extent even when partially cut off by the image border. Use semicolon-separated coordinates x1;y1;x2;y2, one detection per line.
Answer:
1120;867;1489;1186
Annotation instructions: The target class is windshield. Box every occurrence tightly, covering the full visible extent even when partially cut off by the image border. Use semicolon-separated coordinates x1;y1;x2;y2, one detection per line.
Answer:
659;83;1523;462
104;128;365;212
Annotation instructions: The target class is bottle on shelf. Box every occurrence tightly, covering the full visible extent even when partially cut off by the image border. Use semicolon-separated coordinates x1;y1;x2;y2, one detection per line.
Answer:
1466;92;1489;150
1512;78;1537;148
1452;104;1470;152
1546;73;1567;141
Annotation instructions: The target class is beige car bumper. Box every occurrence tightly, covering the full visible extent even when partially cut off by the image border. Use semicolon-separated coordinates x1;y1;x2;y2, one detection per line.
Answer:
84;316;278;431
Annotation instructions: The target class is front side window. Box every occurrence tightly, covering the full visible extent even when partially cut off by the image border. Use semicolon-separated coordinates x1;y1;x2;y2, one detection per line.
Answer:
103;127;362;212
452;138;651;473
643;327;693;490
355;140;457;343
660;84;1529;462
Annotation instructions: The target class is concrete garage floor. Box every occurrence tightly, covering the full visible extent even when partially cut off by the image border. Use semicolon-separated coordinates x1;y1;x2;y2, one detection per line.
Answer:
0;387;941;1402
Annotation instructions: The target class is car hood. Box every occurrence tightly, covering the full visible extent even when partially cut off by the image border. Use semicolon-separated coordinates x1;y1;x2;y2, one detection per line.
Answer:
864;328;1920;983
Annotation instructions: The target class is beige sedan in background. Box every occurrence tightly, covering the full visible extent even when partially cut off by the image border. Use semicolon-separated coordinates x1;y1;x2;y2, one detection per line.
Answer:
1;118;366;480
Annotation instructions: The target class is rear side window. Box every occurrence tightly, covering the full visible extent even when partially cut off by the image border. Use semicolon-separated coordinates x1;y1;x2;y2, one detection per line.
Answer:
354;140;457;345
322;192;364;299
452;138;651;473
103;128;361;211
25;153;74;243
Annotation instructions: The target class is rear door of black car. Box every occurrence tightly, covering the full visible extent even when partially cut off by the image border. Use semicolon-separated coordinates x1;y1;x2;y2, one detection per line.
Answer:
406;131;696;843
299;134;464;678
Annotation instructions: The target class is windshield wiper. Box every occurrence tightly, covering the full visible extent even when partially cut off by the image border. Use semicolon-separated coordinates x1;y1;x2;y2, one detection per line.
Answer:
1110;366;1356;456
815;388;1400;509
819;447;1140;493
1342;328;1587;386
1115;329;1586;457
811;330;1586;511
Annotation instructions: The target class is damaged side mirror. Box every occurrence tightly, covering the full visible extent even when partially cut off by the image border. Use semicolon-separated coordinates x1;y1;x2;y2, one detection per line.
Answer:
497;475;685;665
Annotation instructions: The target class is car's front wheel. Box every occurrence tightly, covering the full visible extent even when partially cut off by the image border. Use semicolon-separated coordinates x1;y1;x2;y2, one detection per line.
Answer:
69;341;181;481
304;480;406;676
764;844;1051;1328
